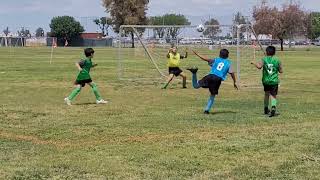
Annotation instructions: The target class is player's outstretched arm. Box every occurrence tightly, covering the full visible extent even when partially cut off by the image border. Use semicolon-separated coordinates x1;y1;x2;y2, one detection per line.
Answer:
184;48;189;58
279;62;283;73
251;61;263;69
76;62;82;71
192;50;211;62
167;48;172;58
230;73;238;90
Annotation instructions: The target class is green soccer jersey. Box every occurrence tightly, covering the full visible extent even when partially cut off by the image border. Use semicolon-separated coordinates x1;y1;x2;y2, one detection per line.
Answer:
262;56;281;85
76;57;93;81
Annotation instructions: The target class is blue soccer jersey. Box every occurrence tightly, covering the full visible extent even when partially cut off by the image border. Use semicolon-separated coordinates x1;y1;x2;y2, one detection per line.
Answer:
209;58;232;81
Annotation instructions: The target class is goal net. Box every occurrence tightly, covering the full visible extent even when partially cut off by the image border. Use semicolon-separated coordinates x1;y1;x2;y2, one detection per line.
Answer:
117;24;262;88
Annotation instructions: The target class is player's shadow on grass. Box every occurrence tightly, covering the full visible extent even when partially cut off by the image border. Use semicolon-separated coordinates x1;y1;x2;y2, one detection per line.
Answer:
210;110;237;115
74;102;98;106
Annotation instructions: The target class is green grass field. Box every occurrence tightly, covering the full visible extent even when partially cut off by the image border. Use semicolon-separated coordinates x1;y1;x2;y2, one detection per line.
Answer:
0;47;320;179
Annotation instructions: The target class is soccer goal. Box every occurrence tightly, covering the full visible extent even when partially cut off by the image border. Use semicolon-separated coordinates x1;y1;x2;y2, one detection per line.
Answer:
117;24;262;88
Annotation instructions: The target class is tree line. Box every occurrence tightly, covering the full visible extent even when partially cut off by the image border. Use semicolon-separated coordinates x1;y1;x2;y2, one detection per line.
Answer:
3;0;320;48
252;1;320;51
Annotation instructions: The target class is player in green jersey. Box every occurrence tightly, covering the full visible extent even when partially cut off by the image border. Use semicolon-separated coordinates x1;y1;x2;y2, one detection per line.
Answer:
64;48;108;106
251;46;283;117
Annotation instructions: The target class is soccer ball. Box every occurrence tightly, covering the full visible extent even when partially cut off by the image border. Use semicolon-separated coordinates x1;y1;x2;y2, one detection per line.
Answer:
197;24;205;32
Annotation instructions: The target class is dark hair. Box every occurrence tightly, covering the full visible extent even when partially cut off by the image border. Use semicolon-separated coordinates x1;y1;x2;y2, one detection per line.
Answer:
84;48;95;57
266;46;276;56
219;49;229;59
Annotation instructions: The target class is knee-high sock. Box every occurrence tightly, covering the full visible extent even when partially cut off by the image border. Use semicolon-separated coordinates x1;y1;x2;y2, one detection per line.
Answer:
182;77;187;88
192;73;200;89
90;83;102;101
163;75;174;89
68;87;81;101
163;81;170;89
271;97;277;107
205;95;215;112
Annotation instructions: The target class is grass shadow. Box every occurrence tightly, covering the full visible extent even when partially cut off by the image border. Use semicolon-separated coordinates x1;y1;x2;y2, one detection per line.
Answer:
74;102;97;106
211;110;237;115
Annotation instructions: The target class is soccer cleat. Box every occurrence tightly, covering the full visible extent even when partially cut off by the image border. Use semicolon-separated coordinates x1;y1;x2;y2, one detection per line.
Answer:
64;97;72;106
204;111;210;114
96;99;108;104
187;67;198;74
264;107;270;115
269;106;276;117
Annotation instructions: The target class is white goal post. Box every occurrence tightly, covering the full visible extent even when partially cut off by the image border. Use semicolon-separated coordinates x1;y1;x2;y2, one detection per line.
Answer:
117;24;262;88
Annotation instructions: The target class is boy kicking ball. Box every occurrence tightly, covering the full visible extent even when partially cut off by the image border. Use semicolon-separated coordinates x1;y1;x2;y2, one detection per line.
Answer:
64;48;108;106
162;45;188;89
251;46;283;117
188;49;238;114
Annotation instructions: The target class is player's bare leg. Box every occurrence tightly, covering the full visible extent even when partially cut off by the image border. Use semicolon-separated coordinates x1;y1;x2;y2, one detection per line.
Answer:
162;74;174;89
180;72;187;88
264;92;270;114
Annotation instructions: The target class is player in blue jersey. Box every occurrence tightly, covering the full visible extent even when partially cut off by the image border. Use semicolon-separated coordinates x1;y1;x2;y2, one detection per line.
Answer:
188;49;238;114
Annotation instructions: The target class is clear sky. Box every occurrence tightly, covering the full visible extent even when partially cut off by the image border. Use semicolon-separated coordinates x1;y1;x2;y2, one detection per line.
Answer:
0;0;318;33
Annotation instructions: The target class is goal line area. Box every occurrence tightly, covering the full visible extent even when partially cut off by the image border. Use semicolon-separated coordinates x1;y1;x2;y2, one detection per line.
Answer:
117;24;263;89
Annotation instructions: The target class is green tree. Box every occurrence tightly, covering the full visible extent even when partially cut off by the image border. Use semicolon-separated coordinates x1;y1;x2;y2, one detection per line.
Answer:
3;27;10;36
203;18;221;39
161;14;190;40
35;27;45;37
234;12;247;25
102;0;149;48
307;12;320;40
18;27;31;38
49;16;84;46
232;12;248;38
149;16;166;38
93;17;112;37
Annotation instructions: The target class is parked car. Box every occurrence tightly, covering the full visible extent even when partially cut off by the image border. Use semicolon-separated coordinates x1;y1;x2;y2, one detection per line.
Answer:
295;40;310;45
284;40;296;46
311;40;318;45
204;39;213;45
157;39;166;44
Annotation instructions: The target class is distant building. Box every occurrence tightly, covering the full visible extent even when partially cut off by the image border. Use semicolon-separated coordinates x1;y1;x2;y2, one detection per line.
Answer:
243;32;272;41
0;32;19;37
80;33;103;39
73;32;113;47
